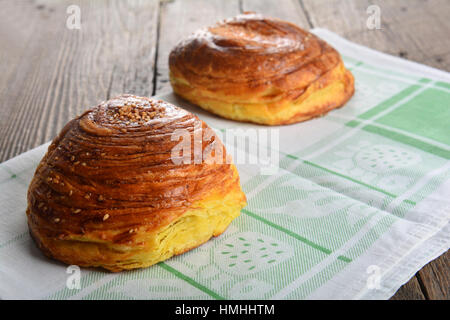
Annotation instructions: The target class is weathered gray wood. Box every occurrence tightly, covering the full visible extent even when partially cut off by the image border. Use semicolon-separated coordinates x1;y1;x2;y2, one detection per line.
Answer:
417;251;449;299
0;0;159;162
390;276;426;300
301;0;450;71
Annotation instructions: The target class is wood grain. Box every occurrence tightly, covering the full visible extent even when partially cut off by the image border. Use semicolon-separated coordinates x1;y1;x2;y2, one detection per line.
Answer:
0;0;159;162
417;251;449;299
301;0;450;71
390;276;426;300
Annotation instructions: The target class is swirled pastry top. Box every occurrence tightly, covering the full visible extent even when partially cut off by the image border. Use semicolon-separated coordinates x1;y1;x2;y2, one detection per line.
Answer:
27;95;236;239
169;13;342;96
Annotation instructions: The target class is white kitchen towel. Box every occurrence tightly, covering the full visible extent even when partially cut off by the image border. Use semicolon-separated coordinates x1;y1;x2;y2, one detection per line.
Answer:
0;29;449;299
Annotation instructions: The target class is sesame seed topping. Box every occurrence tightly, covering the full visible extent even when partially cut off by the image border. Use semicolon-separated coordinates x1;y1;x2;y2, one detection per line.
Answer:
70;156;75;161
69;190;73;196
54;218;60;223
97;195;104;201
72;208;81;214
105;101;165;127
103;214;110;221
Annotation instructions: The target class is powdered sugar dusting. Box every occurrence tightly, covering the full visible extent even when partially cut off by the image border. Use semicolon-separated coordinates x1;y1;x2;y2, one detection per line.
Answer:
174;12;307;54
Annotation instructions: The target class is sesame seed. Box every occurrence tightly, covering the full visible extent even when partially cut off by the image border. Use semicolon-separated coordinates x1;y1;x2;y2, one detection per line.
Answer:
81;162;86;166
98;195;104;201
38;202;44;208
69;190;73;196
70;156;75;161
54;218;60;223
72;208;81;214
103;214;110;221
74;161;80;165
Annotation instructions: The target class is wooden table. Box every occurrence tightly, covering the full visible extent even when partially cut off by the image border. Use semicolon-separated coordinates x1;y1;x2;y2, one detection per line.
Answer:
0;0;448;300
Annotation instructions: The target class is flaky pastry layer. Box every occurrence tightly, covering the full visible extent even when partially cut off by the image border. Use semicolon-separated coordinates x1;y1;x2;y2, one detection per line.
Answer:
26;95;246;272
169;13;355;125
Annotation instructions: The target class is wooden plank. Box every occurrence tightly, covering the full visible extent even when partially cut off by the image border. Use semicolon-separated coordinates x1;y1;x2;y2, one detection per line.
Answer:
417;251;449;299
241;0;310;28
0;0;159;162
155;0;241;94
390;276;426;300
301;0;450;71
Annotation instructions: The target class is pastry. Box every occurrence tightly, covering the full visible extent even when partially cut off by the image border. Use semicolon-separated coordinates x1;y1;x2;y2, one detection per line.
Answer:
169;13;355;125
26;94;246;272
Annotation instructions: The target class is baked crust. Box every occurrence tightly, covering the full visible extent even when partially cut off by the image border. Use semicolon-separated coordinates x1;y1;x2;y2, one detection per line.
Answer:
169;13;355;125
26;95;246;272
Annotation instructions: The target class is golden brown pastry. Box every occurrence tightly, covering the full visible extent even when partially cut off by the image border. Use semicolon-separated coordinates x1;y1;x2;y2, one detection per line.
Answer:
169;13;355;125
26;94;246;272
